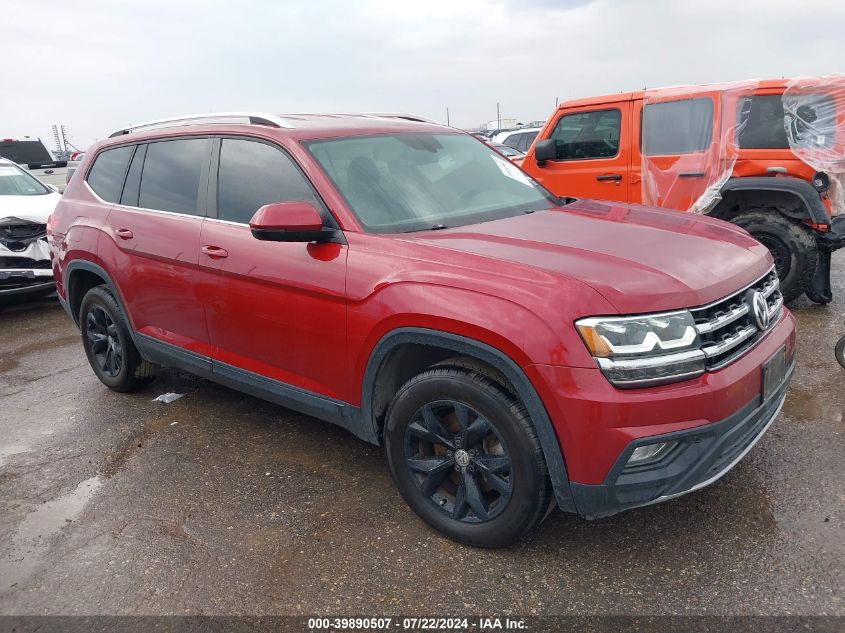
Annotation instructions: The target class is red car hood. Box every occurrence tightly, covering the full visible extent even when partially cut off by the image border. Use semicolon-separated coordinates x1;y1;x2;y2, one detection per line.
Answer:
408;200;773;314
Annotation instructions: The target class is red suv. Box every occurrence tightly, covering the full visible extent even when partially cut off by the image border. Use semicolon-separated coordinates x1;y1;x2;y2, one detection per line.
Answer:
49;112;796;547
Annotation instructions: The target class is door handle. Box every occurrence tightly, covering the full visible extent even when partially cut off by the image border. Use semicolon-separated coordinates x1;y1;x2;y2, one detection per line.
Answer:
678;172;706;178
201;245;229;259
114;228;134;240
596;174;622;182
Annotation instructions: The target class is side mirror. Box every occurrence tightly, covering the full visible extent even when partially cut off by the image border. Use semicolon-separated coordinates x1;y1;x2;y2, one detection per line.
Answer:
533;139;556;166
249;201;339;243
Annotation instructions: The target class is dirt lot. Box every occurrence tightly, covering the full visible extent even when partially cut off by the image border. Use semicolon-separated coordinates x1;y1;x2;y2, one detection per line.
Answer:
1;258;843;617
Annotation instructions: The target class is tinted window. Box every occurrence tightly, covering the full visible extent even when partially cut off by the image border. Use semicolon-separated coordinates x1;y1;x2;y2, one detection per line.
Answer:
87;145;134;203
518;131;538;152
738;95;787;149
548;109;621;160
0;140;53;165
503;133;523;150
120;144;146;206
642;98;713;155
138;139;207;215
217;139;322;224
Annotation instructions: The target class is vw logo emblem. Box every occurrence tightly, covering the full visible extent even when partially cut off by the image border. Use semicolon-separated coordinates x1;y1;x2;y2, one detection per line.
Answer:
749;290;770;330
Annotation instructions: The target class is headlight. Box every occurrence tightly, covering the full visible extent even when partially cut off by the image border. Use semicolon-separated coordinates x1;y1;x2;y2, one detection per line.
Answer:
576;311;705;388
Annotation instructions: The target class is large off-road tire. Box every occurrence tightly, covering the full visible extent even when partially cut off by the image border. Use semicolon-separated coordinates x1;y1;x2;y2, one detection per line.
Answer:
384;368;552;548
732;210;818;304
79;285;158;392
836;336;845;370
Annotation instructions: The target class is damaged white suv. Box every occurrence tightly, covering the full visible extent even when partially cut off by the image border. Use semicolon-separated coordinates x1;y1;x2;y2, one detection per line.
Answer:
0;159;60;301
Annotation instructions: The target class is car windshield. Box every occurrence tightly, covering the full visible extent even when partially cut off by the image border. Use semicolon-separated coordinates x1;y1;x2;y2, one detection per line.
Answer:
306;133;557;233
0;163;49;196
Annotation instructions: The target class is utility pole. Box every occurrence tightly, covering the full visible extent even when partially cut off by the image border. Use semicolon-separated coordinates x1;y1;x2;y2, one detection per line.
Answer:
446;107;450;127
496;102;501;131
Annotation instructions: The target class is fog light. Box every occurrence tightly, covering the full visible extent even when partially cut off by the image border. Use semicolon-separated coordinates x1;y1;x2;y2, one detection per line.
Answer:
627;441;677;465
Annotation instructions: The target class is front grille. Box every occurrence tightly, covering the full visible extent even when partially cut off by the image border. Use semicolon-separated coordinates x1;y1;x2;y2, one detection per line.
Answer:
0;256;51;269
690;268;783;369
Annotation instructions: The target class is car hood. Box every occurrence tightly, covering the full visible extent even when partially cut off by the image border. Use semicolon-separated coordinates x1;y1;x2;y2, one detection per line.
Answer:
0;192;61;224
406;199;773;314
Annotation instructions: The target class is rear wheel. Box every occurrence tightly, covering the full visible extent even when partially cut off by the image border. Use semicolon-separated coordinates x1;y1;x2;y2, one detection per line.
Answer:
836;336;845;370
732;210;818;304
79;285;158;392
384;368;551;548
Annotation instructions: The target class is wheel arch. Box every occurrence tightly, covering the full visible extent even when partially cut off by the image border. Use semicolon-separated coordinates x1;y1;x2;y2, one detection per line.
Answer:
65;260;140;345
361;327;575;512
710;177;828;225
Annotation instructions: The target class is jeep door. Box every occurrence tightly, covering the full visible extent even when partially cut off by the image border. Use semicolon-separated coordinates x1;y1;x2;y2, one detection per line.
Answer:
630;93;720;210
97;138;213;361
526;101;631;202
199;136;348;400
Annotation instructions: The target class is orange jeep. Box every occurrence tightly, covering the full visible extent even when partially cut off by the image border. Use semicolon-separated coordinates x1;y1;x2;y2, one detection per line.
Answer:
522;78;845;303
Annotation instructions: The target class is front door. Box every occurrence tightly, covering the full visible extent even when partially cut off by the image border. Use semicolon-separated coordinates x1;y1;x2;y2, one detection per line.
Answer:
530;103;631;203
199;137;348;401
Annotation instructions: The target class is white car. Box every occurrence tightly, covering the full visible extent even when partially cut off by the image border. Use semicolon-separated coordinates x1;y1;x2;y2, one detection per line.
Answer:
0;137;69;193
490;127;542;153
0;159;61;300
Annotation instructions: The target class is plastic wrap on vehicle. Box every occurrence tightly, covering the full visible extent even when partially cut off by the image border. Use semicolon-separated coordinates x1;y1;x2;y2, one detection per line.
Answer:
783;75;845;216
641;80;759;214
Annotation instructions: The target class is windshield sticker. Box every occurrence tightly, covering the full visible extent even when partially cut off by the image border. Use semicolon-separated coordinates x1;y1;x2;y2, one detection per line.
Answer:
491;155;532;186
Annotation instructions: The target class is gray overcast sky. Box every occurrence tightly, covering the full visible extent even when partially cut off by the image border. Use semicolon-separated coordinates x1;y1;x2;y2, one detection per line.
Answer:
5;0;845;149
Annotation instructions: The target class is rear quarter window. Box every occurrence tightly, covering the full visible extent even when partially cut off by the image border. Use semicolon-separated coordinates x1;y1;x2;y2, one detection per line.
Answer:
86;145;134;203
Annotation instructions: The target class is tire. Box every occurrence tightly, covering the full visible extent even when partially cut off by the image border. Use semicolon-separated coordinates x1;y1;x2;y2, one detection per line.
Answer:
79;285;158;392
384;368;552;548
836;336;845;370
732;210;818;304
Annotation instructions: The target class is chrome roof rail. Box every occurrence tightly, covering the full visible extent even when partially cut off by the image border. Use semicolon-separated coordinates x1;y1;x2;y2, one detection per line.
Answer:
364;112;439;124
108;112;295;138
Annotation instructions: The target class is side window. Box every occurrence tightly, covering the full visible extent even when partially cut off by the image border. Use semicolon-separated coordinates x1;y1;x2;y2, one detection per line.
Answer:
138;138;208;215
548;109;621;160
217;138;323;224
518;131;537;152
642;98;713;155
503;133;523;150
120;144;146;207
86;145;134;203
739;95;788;149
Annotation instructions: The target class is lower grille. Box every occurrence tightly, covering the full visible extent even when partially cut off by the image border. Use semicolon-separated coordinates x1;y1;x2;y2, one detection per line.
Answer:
690;268;783;369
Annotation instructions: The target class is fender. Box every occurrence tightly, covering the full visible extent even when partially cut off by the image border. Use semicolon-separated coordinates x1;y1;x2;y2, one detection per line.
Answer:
716;177;828;225
361;327;576;513
64;260;133;332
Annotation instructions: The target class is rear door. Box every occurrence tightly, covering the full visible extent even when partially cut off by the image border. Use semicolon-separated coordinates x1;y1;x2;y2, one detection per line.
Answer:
98;137;213;359
199;136;348;400
631;94;718;209
528;103;631;202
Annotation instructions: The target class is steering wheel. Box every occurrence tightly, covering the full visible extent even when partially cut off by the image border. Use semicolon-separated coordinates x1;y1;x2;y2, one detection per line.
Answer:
454;187;487;208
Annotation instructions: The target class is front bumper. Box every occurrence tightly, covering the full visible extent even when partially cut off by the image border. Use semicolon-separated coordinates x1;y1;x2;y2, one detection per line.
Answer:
0;267;55;296
569;360;793;518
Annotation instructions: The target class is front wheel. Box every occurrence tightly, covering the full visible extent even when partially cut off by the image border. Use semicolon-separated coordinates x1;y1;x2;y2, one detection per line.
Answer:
732;210;818;304
384;368;552;548
836;336;845;369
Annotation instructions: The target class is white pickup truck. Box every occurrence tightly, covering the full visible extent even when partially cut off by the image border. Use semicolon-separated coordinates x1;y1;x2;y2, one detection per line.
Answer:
0;137;68;193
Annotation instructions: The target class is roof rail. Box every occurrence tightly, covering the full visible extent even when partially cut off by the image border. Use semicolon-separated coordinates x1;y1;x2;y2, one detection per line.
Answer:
108;112;295;138
365;112;440;124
